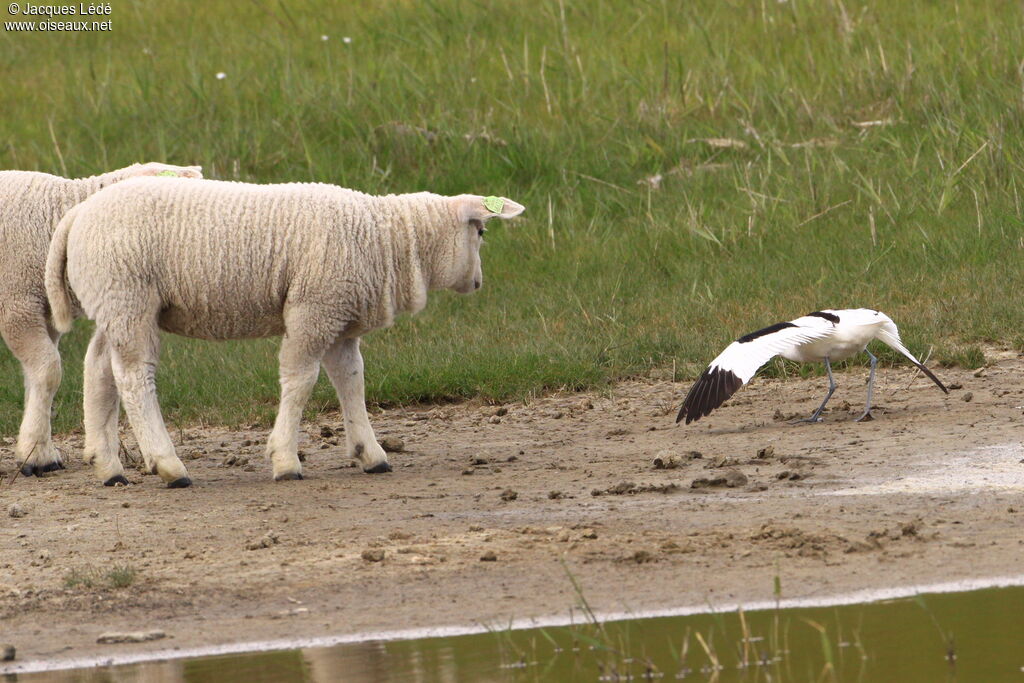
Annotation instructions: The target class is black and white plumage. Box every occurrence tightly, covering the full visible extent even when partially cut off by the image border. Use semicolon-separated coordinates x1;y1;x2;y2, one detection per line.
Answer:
676;309;948;425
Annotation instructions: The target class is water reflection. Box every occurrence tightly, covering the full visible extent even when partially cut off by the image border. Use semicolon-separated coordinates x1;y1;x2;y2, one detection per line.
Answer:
14;586;1024;682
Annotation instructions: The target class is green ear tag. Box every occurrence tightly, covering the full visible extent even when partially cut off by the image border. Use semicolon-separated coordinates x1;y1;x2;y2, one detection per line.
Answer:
482;195;504;214
156;170;178;177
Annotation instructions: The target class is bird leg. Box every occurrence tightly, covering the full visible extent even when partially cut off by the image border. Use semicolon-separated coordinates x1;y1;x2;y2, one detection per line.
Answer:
795;357;836;424
855;350;878;422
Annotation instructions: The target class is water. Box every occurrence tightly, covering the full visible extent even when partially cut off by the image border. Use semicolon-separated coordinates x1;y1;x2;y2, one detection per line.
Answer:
13;586;1024;682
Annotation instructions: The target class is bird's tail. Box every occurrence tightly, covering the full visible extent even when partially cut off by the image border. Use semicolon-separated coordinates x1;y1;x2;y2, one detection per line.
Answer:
876;323;948;393
45;204;82;334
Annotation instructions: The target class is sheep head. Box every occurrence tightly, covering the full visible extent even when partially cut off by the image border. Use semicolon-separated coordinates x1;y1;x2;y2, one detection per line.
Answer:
447;194;525;294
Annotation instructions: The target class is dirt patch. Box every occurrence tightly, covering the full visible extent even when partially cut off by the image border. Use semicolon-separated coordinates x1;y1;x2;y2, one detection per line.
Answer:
3;350;1024;666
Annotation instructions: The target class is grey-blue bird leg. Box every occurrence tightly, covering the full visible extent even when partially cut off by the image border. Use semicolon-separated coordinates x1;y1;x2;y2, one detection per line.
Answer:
794;358;836;424
855;350;878;422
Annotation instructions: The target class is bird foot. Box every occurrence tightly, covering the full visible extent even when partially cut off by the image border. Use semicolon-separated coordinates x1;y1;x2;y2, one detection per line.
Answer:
854;411;874;423
791;415;824;425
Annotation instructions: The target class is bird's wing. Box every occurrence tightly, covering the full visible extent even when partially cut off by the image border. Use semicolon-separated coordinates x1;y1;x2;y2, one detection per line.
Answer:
676;321;837;424
825;308;885;325
874;321;949;393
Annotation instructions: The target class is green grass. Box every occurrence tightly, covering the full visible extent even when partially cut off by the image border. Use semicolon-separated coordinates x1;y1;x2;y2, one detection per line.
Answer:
63;564;138;590
2;0;1023;433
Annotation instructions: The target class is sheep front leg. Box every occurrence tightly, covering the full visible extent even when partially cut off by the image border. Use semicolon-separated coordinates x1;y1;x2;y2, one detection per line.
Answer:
83;331;128;486
323;337;391;473
109;330;190;488
1;316;64;476
265;335;322;481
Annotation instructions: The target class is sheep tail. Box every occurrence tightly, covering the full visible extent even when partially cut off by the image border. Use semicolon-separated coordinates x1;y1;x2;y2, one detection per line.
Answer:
45;204;81;334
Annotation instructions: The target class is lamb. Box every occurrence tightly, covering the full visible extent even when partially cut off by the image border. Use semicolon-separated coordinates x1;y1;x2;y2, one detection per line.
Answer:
45;178;524;487
0;163;202;476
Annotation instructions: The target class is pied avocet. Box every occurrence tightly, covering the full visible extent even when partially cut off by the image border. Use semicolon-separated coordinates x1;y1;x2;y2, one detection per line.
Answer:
676;309;948;425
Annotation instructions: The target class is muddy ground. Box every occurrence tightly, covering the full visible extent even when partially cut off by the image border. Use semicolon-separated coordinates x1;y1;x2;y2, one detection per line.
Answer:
2;350;1023;667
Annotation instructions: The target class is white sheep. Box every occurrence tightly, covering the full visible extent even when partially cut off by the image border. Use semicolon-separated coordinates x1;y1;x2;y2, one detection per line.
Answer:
0;163;202;476
45;178;524;487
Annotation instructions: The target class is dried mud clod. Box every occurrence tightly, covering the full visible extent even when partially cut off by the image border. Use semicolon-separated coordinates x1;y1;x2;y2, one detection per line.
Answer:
361;549;385;563
245;531;280;551
591;481;681;496
848;519;932;553
652;450;702;469
691;469;748;489
379;436;405;453
629;550;656;564
751;524;835;559
96;631;165;644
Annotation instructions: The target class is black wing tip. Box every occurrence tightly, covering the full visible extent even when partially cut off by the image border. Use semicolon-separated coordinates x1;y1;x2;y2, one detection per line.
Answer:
676;366;743;425
675;405;700;425
912;361;948;393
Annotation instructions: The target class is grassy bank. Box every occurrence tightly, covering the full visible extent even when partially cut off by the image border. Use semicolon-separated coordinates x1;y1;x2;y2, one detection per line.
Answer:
2;0;1022;432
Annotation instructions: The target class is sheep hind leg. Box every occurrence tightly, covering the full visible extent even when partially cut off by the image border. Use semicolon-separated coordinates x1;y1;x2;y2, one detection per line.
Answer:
83;330;128;486
323;337;390;474
1;315;64;477
265;333;322;481
108;324;190;488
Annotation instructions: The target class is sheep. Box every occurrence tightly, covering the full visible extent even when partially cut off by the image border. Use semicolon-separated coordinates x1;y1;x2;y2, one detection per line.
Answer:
0;163;202;476
45;178;524;487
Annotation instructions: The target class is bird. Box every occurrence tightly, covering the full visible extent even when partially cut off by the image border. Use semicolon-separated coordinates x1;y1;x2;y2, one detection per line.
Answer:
676;309;948;425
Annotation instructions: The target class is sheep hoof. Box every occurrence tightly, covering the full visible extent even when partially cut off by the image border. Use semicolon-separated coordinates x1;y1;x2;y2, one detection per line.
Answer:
20;459;66;477
274;472;303;481
104;474;130;487
364;462;392;474
167;477;192;489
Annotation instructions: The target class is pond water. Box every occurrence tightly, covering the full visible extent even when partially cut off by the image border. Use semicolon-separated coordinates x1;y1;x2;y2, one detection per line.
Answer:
15;585;1024;682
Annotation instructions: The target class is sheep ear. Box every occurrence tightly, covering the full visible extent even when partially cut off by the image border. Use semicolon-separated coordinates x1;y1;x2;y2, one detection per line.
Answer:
453;195;525;223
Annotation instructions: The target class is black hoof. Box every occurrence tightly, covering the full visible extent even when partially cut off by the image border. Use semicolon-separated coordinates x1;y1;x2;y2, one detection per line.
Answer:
364;462;393;474
39;461;64;473
167;477;192;489
104;474;130;486
20;464;34;477
274;472;304;481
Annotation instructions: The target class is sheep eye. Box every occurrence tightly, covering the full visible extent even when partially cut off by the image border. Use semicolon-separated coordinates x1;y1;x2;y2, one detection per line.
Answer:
470;219;485;237
477;227;486;237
